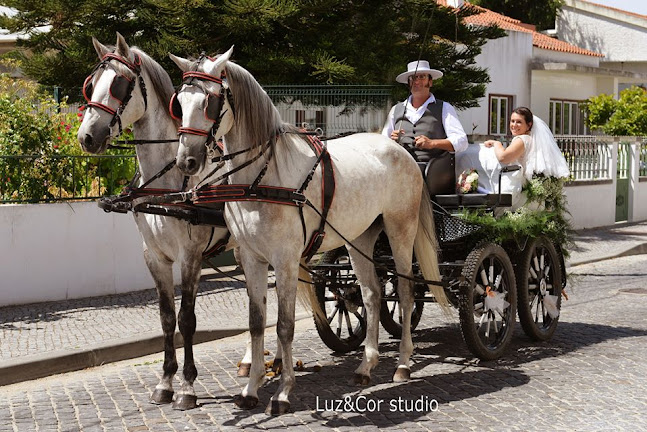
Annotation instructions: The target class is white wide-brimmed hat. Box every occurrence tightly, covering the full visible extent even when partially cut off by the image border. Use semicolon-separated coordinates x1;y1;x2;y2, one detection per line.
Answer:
396;60;443;84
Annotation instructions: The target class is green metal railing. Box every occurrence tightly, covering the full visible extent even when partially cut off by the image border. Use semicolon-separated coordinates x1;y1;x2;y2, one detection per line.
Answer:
0;154;136;204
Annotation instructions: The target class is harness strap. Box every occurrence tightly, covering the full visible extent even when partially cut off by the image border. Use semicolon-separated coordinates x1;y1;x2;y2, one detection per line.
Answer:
301;135;336;262
203;231;231;258
193;184;305;206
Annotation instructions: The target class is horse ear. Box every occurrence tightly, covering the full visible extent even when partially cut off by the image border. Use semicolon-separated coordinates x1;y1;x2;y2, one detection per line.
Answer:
92;37;110;60
169;53;193;73
207;45;234;75
115;32;130;58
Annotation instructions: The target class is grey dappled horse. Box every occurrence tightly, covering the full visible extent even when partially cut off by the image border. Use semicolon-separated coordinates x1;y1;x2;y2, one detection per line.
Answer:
76;34;271;410
169;48;449;415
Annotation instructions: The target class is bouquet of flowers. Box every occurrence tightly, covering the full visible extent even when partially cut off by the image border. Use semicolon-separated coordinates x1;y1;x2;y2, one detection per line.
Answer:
457;169;479;194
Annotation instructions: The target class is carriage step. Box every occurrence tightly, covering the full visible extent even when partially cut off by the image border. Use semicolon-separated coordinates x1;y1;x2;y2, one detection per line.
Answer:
434;193;512;208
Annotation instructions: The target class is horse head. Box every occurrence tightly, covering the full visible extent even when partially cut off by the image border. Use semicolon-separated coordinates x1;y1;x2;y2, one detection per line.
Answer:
169;47;235;176
77;33;149;154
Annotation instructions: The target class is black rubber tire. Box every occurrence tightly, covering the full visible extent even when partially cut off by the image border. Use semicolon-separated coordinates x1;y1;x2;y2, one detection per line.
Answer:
459;243;517;361
312;247;366;353
515;236;563;341
379;280;425;339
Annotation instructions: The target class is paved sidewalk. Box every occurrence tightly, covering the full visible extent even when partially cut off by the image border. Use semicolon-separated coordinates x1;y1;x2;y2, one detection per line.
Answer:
1;221;646;386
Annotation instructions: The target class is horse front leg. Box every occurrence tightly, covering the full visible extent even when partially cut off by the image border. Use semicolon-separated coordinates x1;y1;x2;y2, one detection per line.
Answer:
266;258;299;415
173;253;204;410
234;254;269;410
347;228;382;386
145;250;178;405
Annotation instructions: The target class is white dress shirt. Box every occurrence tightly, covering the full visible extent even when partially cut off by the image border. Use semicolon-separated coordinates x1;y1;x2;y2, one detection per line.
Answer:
382;94;468;153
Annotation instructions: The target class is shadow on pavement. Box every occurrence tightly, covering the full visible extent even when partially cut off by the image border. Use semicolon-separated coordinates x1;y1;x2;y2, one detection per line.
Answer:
209;319;647;427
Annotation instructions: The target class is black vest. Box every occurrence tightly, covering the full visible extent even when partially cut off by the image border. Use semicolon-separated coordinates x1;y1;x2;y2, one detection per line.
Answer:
393;99;448;162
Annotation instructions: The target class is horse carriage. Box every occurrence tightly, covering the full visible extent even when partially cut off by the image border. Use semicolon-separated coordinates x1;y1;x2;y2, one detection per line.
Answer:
79;35;568;414
311;164;567;361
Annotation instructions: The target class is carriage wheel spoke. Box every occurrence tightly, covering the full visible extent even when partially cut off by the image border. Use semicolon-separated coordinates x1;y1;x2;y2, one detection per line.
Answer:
327;304;339;324
354;311;365;331
480;268;489;287
344;310;354;335
475;284;485;295
336;308;343;337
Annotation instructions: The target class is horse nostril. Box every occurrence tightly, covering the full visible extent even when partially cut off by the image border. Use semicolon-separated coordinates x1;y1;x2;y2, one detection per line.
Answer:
186;157;197;172
84;134;94;149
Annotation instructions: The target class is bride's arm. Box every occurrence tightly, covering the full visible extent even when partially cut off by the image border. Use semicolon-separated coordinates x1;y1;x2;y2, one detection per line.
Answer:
484;137;525;164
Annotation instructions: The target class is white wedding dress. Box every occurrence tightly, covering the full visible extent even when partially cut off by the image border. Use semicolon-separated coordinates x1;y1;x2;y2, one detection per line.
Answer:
456;116;570;211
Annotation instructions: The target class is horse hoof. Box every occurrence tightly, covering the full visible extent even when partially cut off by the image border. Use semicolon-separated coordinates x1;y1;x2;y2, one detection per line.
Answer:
351;373;371;386
271;359;283;374
172;394;198;410
265;400;291;416
393;367;411;382
234;394;259;410
237;363;251;377
150;389;174;405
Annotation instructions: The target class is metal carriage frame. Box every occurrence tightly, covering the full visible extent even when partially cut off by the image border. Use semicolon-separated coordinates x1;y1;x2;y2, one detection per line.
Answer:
310;174;568;361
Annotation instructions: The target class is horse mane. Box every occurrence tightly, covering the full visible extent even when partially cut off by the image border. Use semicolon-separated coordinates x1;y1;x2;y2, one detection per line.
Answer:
224;62;297;147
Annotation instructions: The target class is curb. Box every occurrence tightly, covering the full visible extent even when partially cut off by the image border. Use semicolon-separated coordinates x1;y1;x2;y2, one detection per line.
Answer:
567;243;647;268
0;311;312;387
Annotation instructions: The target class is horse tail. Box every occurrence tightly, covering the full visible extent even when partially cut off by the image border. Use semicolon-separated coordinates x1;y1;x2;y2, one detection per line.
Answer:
414;183;451;314
296;258;327;325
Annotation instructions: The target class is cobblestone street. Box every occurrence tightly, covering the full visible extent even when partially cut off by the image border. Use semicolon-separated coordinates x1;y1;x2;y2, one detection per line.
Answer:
1;255;646;431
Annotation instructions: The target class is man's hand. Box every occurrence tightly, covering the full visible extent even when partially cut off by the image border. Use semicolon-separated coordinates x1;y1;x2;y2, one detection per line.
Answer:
414;135;433;149
390;129;404;141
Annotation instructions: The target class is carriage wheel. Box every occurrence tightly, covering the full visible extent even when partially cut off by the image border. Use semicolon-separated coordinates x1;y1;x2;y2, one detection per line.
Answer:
313;247;366;353
516;236;562;341
379;277;425;339
459;243;517;361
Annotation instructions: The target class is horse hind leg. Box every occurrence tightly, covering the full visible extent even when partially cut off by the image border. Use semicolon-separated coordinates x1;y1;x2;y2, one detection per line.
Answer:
173;251;204;410
145;250;178;405
345;223;383;386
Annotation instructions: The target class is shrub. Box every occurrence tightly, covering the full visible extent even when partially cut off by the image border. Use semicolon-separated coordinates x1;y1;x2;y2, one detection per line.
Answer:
0;66;136;202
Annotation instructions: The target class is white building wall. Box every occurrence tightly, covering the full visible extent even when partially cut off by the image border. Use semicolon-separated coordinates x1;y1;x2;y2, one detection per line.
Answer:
530;70;598;122
557;0;647;63
459;30;533;136
0;202;161;307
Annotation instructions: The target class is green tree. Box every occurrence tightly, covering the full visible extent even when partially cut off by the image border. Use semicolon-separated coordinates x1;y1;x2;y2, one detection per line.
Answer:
470;0;564;31
1;0;504;108
583;86;647;136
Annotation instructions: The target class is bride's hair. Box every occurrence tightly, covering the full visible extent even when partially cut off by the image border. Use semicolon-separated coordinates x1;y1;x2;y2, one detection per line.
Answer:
512;107;533;131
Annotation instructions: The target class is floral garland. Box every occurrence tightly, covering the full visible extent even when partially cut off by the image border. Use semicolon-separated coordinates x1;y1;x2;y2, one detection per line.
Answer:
460;176;573;257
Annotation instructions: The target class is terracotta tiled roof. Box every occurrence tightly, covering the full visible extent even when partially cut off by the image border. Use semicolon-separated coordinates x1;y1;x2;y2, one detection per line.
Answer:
438;1;604;57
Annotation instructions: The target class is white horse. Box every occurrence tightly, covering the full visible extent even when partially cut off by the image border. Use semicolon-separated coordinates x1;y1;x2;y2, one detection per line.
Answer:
76;34;273;410
169;48;449;415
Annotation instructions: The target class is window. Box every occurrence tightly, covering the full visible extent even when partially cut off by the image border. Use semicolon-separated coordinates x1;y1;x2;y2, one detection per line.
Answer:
549;100;588;135
295;109;326;132
489;95;513;136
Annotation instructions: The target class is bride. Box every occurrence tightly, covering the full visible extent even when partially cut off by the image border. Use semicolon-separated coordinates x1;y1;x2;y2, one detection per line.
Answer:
457;106;570;209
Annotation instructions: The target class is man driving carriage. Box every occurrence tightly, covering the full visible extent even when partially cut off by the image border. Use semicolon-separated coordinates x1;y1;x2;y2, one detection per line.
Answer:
382;60;468;195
